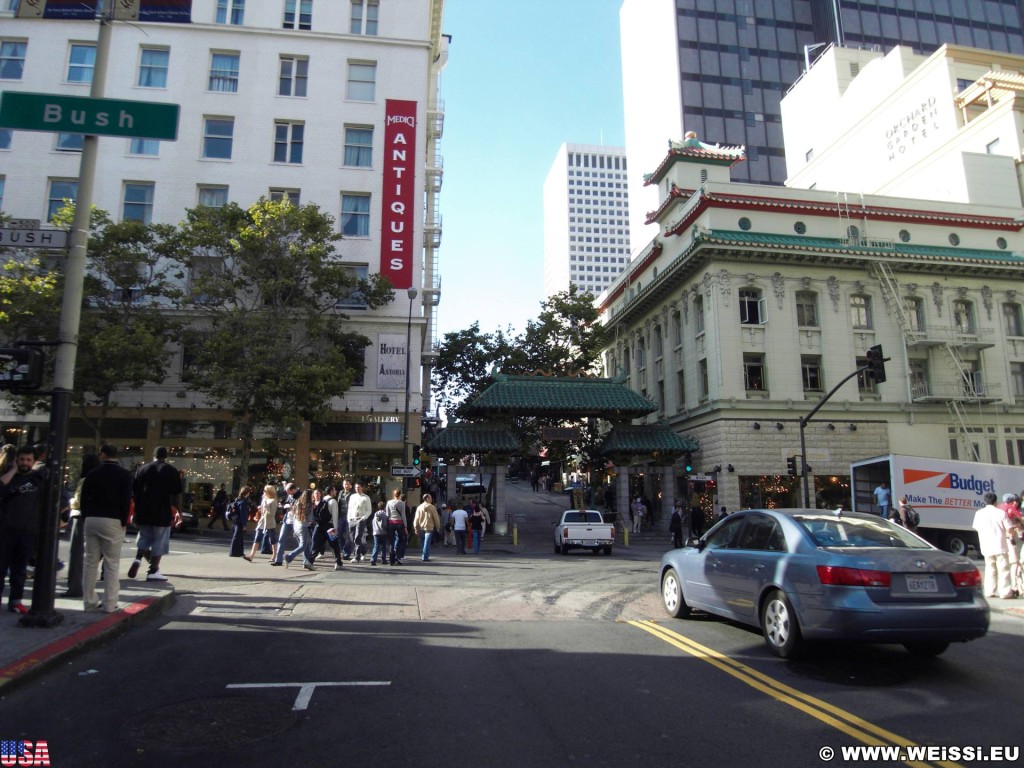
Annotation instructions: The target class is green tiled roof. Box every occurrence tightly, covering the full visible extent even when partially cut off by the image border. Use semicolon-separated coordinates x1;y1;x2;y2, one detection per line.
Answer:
425;423;521;453
599;425;698;456
465;374;657;417
705;230;1024;265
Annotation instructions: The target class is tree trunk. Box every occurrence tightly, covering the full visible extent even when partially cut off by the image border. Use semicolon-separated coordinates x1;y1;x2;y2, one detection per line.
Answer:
237;416;254;490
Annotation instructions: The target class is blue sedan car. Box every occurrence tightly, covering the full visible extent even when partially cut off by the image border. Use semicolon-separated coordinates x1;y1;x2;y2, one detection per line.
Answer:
659;508;989;658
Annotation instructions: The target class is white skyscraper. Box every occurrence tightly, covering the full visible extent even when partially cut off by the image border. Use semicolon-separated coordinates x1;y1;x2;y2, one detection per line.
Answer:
542;143;630;299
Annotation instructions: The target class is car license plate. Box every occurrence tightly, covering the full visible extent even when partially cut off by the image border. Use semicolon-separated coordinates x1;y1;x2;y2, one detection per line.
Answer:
569;539;595;546
906;574;938;593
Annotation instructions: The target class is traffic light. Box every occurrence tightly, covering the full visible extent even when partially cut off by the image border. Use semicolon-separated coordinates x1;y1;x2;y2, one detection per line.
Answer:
786;456;798;476
684;452;693;473
866;344;887;384
412;444;421;465
0;347;43;391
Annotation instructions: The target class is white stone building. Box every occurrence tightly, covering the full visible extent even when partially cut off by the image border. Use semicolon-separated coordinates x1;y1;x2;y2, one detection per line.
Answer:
597;135;1024;519
0;0;447;499
542;143;632;299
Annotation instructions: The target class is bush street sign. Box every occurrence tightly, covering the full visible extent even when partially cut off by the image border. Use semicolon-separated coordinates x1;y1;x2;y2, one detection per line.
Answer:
0;92;179;141
0;228;69;248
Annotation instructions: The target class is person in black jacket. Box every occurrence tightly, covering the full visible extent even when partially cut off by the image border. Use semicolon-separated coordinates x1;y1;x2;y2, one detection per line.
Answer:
227;487;251;557
81;444;133;612
309;489;343;570
129;446;181;582
0;446;45;614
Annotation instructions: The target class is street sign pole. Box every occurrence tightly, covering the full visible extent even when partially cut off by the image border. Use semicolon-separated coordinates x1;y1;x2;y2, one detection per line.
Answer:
23;7;113;629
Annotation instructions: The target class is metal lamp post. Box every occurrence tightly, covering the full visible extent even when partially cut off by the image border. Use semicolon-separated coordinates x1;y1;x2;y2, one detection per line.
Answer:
402;288;418;465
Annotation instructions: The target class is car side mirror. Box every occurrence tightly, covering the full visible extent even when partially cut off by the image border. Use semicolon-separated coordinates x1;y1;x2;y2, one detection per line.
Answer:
685;536;702;550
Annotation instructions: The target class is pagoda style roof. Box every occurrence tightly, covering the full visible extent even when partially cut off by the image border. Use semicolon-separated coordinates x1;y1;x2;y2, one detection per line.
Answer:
598;424;698;457
463;373;658;418
425;423;521;454
643;137;746;187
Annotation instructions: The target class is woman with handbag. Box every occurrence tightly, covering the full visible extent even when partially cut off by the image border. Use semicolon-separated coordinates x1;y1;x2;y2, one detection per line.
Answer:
245;485;278;562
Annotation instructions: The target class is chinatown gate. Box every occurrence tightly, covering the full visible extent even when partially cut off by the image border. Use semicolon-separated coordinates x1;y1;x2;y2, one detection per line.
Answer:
425;372;698;528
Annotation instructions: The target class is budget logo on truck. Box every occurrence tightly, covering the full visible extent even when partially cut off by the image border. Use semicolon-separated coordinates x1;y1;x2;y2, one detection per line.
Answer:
902;467;996;496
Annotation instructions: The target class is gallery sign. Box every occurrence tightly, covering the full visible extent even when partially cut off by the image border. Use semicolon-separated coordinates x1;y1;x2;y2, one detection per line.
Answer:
379;99;417;290
376;333;407;391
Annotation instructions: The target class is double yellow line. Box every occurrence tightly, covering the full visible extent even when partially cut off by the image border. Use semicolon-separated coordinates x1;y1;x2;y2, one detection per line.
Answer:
628;620;959;768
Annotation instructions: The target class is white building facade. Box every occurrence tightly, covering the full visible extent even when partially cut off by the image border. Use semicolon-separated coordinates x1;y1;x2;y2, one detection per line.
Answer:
0;0;447;499
598;137;1024;524
542;143;631;299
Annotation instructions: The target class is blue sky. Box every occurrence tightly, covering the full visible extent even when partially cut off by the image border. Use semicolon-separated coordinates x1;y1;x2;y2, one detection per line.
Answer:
434;0;626;338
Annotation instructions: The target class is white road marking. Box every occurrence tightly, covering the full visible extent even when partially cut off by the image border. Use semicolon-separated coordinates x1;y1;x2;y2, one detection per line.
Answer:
226;681;391;710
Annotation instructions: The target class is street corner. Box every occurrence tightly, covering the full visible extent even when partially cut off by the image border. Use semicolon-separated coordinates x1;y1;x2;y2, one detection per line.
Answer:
0;591;174;696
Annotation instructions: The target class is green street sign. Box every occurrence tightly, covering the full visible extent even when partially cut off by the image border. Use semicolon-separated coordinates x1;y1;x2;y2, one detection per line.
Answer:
0;91;179;140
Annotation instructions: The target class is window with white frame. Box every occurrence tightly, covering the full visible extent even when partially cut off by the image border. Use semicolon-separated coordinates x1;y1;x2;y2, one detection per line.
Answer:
622;348;631;376
904;296;925;332
0;40;27;80
270;188;301;206
795;291;818;327
216;0;244;25
909;358;929;398
336;264;369;308
197;185;228;208
137;48;169;88
743;353;765;391
698;358;709;398
0;129;10;150
849;294;872;329
350;0;378;35
129;138;160;156
273;121;304;164
739;288;766;324
122;182;154;223
202;117;234;159
801;355;822;392
47;179;77;221
671;311;681;347
636;337;646;369
55;133;83;152
346;61;376;101
67;43;95;83
694;294;705;334
278;56;308;97
340;194;370;237
1011;362;1024;398
953;300;974;334
343;126;372;167
283;0;312;30
209;52;239;92
1004;303;1024;337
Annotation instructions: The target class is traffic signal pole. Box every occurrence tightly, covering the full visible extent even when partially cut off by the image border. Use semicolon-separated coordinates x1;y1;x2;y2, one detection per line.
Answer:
797;355;888;507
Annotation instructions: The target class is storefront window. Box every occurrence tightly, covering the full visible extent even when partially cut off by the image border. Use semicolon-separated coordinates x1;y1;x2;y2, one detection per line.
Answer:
739;475;800;509
813;475;850;509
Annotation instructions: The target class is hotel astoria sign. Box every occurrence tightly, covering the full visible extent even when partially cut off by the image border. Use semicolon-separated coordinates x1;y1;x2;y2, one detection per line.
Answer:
376;333;408;391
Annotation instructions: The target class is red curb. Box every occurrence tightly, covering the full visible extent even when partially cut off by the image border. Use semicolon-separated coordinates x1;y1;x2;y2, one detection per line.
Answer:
0;595;165;690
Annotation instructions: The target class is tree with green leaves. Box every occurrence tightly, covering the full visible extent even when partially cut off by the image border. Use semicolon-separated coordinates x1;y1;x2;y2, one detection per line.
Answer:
0;207;186;447
178;198;393;487
431;322;516;423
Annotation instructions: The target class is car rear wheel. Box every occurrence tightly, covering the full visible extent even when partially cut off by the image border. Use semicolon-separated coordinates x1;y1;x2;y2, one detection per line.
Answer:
553;543;560;554
903;641;949;658
559;544;570;555
602;546;612;556
761;590;803;658
661;568;691;619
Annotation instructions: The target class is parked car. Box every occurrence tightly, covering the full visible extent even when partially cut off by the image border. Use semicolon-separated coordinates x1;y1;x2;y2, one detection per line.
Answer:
457;482;487;498
455;474;479;491
659;508;989;658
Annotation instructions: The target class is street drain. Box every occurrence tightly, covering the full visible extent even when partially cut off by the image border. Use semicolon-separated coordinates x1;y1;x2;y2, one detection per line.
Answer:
121;696;297;751
193;604;284;616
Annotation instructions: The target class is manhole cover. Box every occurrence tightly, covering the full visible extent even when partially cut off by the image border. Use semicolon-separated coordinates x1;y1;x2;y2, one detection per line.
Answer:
122;697;297;751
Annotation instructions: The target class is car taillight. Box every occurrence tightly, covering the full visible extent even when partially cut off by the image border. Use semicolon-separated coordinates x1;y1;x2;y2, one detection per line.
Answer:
951;569;982;588
562;527;569;538
816;565;891;587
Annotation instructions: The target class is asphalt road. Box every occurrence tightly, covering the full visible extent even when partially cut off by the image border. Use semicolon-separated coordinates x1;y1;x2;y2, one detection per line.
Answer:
3;482;1022;767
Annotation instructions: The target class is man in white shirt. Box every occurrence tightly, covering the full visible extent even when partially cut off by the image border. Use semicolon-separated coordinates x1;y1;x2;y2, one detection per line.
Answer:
972;491;1015;599
347;483;372;562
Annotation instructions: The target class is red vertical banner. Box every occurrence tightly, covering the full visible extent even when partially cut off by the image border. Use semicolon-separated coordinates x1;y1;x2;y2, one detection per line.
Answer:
380;99;417;290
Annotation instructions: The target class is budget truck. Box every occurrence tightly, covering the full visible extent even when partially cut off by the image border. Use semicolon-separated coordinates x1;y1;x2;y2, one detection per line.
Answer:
850;454;1024;555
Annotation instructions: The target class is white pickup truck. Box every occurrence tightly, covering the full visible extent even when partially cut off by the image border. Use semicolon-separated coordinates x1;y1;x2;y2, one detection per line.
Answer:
553;509;615;556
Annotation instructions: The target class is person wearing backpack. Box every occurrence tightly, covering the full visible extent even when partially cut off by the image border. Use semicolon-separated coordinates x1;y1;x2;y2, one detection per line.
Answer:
895;496;919;532
227;487;252;557
309;488;343;570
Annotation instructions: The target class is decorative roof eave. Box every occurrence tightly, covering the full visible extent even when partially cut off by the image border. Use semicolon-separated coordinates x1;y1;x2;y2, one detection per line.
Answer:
664;192;1024;238
425;423;521;454
597;241;664;313
464;374;658;417
643;139;746;187
645;184;697;225
598;424;699;457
